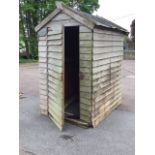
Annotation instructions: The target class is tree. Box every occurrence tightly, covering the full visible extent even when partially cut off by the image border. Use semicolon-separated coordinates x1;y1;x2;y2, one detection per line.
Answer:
19;0;99;59
130;19;135;42
68;0;99;13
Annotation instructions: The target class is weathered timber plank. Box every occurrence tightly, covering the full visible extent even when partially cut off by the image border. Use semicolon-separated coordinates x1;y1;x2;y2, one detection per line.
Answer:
93;59;111;67
93;67;121;80
48;69;62;80
93;47;123;54
39;73;47;80
38;36;47;41
80;86;91;93
80;73;91;80
80;103;91;111
93;77;121;92
39;68;47;74
48;19;80;30
111;56;123;62
48;58;63;67
93;59;120;67
80;79;91;87
48;75;63;86
48;81;63;93
39;57;47;63
94;33;123;41
94;86;121;103
52;13;71;21
93;51;123;60
48;52;63;60
92;96;121;121
80;67;91;73
51;18;80;26
93;73;121;88
80;53;91;61
93;82;120;100
48;100;63;113
93;64;110;74
39;40;47;46
80;98;91;105
80;47;92;53
95;90;121;108
40;83;47;90
80;41;92;47
80;92;91;100
94;29;123;36
40;79;47;85
48;87;63;99
93;41;123;47
47;34;62;40
48;45;62;52
49;92;63;105
80;109;91;117
80;26;92;32
47;40;62;46
93;90;122;110
80;60;91;68
48;64;63;73
39;51;47;58
38;28;47;37
48;29;62;35
38;46;47;52
80;114;91;122
80;33;92;40
93;62;121;74
39;63;47;68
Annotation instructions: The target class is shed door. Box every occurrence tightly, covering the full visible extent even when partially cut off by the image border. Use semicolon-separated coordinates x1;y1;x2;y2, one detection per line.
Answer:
47;26;64;130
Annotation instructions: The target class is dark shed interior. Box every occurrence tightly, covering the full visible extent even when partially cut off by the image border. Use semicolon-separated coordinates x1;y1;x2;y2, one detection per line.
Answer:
64;26;80;119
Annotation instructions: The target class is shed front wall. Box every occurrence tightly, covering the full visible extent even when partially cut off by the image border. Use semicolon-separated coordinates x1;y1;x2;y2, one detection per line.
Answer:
92;28;124;127
38;11;125;128
38;11;93;127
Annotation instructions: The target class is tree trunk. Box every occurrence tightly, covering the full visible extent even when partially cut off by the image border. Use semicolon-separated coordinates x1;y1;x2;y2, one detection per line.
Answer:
19;9;30;58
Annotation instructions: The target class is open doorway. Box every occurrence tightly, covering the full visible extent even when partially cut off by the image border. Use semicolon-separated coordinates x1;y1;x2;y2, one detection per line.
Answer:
64;26;80;120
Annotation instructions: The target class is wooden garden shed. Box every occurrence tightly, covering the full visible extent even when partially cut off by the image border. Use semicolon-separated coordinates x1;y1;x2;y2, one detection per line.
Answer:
35;2;128;130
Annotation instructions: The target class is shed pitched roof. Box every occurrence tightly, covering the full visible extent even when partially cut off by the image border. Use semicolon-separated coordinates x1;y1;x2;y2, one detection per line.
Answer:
35;2;128;35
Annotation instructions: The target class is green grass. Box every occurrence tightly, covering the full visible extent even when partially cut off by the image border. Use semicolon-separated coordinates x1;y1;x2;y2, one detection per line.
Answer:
19;58;38;64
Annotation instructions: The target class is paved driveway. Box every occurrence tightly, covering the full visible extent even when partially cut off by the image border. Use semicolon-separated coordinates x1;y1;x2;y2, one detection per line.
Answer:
19;60;135;155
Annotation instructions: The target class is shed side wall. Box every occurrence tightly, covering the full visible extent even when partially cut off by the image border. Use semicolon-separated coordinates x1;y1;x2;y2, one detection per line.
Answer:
92;28;124;127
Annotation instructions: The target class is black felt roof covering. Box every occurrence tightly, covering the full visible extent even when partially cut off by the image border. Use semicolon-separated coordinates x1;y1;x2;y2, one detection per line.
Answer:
75;9;128;34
